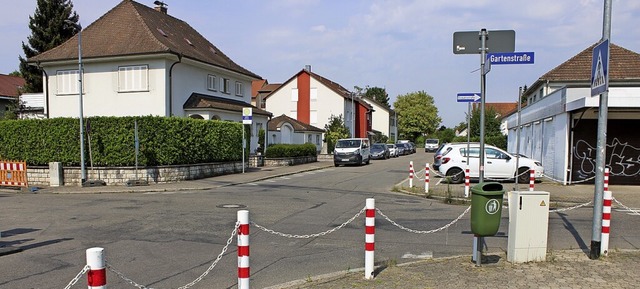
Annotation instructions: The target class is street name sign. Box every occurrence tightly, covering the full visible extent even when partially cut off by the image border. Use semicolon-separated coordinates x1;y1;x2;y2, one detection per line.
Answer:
591;39;609;96
457;93;481;103
487;52;534;64
453;30;515;54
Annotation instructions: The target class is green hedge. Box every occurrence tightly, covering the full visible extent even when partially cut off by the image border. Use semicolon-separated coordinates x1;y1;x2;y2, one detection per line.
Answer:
265;143;317;158
451;135;507;150
0;116;246;166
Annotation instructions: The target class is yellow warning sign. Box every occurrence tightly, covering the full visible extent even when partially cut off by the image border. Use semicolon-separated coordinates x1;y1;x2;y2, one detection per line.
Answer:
540;200;546;206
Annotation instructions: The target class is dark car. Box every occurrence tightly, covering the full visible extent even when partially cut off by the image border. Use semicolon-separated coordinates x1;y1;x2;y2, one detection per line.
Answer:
396;143;409;155
370;143;390;160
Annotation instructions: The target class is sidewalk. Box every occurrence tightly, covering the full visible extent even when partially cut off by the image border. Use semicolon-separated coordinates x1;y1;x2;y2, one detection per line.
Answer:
275;249;640;289
0;161;335;195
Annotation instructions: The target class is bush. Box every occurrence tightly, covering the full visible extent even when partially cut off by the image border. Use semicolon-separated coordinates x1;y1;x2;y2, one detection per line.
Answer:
0;116;245;166
265;143;317;158
451;135;507;150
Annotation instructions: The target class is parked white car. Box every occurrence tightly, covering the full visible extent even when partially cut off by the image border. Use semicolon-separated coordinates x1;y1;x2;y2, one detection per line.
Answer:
386;143;399;157
437;143;544;183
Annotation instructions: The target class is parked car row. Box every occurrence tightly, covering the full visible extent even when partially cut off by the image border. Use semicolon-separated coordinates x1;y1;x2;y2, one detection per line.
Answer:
333;138;419;166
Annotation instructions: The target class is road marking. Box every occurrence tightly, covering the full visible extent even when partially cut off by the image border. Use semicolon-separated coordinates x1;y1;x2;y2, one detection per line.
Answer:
279;177;291;180
615;208;640;216
401;251;433;259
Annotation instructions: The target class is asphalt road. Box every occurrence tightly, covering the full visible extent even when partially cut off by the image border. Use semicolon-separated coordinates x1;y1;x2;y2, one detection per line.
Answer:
1;151;638;288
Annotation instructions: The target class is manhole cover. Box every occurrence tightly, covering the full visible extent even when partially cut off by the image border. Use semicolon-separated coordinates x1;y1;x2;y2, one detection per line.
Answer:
217;204;247;209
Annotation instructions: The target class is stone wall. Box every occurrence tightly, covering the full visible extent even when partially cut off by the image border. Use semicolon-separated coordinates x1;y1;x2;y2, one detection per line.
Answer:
26;162;245;187
263;156;317;167
23;155;319;187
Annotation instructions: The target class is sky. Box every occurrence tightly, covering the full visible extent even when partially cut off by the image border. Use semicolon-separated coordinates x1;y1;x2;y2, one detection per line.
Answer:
1;0;639;128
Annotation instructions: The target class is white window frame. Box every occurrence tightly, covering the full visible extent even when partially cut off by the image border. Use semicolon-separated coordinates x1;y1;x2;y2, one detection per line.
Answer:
290;110;297;119
235;81;244;96
291;88;298;102
207;74;217;91
118;65;149;92
56;70;79;95
310;87;318;101
310;110;318;125
221;78;230;94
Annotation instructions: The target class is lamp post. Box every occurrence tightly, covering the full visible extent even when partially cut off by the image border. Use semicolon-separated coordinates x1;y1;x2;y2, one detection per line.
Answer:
66;20;86;185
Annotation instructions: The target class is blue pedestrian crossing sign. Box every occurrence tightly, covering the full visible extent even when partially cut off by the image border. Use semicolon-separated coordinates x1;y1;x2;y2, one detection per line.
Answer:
591;39;609;96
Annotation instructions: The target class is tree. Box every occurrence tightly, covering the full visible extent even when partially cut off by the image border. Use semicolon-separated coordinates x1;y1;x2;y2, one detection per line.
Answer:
324;114;350;153
364;86;389;108
469;106;501;137
19;0;79;93
393;91;441;141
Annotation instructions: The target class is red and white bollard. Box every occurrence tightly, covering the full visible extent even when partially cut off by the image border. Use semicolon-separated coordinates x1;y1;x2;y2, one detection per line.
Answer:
601;168;611;256
529;169;535;191
237;210;250;289
464;167;470;198
86;247;106;289
424;163;430;193
364;198;375;279
409;161;414;188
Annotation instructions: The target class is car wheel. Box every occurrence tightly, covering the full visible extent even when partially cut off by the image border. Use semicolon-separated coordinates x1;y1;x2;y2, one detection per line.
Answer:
517;167;530;183
334;163;339;167
446;168;464;184
365;157;370;165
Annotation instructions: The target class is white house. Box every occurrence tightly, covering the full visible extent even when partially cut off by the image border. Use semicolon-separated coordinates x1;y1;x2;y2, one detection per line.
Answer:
362;96;396;141
268;114;324;153
263;65;373;140
29;0;270;152
504;43;640;185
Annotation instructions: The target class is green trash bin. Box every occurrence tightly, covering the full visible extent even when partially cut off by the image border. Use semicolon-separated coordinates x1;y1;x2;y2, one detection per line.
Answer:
470;182;504;236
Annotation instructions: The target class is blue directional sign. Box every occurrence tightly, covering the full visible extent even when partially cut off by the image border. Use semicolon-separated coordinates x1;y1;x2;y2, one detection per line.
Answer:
457;93;481;103
591;39;609;96
487;52;535;65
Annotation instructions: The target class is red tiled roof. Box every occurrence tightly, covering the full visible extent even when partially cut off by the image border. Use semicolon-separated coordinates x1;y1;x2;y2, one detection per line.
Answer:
30;0;260;79
251;80;267;98
268;114;324;132
541;43;640;82
0;74;25;98
473;102;517;116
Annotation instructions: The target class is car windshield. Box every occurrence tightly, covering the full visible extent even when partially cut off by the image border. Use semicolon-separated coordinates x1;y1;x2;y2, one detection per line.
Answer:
372;144;386;149
387;144;395;148
336;140;361;148
426;139;438;144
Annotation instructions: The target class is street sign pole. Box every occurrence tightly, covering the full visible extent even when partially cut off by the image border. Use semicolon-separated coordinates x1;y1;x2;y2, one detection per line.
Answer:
590;0;612;260
479;29;487;184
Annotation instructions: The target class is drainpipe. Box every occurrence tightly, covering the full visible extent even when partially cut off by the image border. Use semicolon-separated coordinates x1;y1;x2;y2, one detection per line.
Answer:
168;53;182;116
31;61;49;118
264;115;271;155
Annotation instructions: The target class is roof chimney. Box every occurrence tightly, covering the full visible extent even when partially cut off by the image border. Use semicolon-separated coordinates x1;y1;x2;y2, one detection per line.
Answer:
153;1;168;14
304;65;311;72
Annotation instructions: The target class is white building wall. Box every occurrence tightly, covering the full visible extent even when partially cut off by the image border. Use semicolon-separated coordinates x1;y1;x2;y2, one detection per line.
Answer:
311;77;347;130
364;99;390;137
264;75;348;130
265;80;298;118
172;60;254;117
45;58;167;118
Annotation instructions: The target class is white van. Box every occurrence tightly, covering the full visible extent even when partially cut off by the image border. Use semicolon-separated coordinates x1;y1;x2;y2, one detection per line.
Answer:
425;138;439;152
333;138;371;166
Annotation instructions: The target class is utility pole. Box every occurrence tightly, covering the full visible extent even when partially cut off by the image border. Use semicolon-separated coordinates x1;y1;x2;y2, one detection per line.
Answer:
590;0;612;260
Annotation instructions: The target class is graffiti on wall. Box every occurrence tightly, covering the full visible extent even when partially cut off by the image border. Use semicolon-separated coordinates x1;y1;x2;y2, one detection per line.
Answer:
574;138;640;179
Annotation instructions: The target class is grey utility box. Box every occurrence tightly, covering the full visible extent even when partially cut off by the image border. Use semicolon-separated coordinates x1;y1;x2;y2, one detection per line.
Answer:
507;191;550;263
